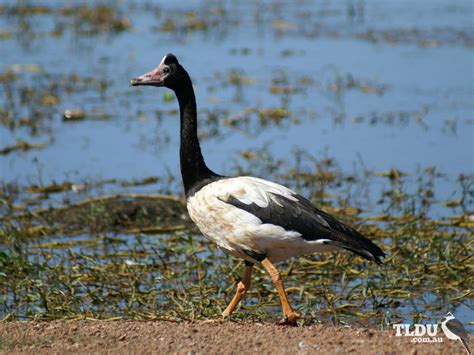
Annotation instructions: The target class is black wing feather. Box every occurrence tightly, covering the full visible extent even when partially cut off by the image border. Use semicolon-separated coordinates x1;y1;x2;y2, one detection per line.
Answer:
446;319;470;341
224;193;385;264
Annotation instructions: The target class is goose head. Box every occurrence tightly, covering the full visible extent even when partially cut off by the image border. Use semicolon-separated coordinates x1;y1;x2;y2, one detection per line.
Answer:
440;312;455;323
130;53;186;90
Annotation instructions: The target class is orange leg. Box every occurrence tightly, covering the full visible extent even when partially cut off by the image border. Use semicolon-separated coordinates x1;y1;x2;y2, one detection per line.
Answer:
261;258;299;326
222;264;253;318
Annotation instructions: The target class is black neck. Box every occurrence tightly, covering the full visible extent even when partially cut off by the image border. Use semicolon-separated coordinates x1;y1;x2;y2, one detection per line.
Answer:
174;75;219;197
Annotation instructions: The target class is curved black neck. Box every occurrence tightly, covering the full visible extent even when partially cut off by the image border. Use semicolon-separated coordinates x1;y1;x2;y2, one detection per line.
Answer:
174;75;219;198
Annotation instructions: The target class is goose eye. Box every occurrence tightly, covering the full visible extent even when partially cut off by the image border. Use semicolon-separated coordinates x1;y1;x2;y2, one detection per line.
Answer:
163;67;171;74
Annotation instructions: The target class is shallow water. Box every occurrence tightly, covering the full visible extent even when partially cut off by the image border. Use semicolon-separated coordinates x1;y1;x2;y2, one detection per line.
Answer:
1;1;472;199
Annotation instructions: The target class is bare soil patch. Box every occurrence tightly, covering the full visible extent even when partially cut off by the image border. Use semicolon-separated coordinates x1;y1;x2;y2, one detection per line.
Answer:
0;320;470;354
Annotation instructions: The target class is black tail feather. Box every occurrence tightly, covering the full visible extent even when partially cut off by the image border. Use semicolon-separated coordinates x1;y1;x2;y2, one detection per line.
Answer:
461;338;471;355
325;238;385;265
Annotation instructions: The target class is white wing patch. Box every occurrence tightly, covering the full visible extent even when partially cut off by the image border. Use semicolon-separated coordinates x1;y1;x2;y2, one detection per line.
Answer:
216;176;298;207
186;177;337;263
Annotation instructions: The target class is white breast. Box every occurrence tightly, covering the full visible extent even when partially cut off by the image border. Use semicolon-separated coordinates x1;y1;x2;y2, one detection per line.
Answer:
186;177;337;263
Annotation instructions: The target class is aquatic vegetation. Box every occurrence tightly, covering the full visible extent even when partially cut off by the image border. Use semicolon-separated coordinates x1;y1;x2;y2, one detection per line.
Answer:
0;151;471;327
0;69;108;137
68;5;131;34
0;4;130;36
356;27;474;48
156;7;235;34
0;140;49;155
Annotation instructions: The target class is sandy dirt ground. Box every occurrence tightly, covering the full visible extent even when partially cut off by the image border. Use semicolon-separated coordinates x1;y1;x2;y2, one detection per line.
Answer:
0;320;471;354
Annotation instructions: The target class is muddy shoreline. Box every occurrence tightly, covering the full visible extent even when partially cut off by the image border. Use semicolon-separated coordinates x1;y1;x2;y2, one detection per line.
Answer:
1;320;472;354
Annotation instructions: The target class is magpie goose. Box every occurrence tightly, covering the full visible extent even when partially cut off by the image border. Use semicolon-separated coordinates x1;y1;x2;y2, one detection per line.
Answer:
131;54;385;326
441;313;471;354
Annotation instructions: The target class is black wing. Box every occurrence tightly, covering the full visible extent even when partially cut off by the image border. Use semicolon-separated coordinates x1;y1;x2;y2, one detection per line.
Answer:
223;192;385;264
446;319;470;341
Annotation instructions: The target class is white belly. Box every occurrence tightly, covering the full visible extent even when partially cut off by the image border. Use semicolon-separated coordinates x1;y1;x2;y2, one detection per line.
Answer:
186;180;337;263
187;187;262;261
